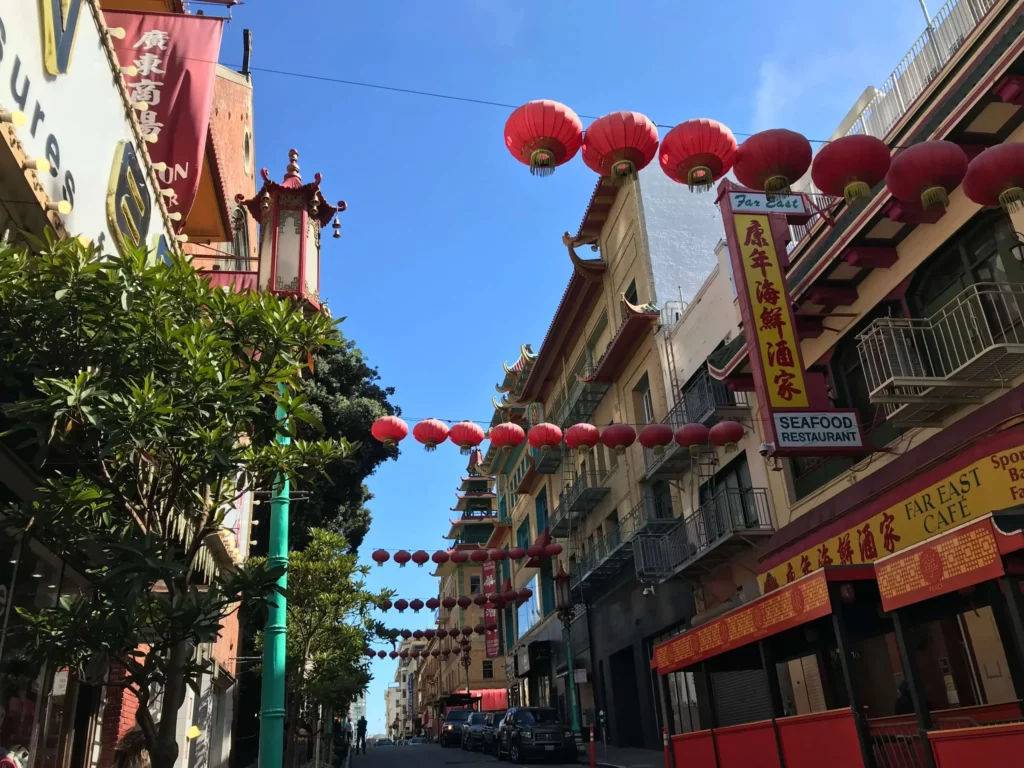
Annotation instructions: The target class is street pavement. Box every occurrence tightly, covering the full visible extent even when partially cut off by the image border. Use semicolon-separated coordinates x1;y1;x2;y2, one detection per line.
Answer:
350;743;579;767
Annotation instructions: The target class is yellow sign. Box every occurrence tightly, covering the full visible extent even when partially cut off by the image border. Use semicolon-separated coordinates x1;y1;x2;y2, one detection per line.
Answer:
761;443;1024;592
41;0;85;76
734;214;809;408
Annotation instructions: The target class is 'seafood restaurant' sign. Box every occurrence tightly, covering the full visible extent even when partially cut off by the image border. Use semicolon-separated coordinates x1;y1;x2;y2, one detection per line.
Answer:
0;1;171;256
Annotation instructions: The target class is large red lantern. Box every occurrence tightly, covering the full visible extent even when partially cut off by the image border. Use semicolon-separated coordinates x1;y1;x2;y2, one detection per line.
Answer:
508;547;526;560
734;129;813;195
400;649;409;659
442;596;457;609
886;140;968;210
526;544;544;559
489;549;508;562
962;143;1024;212
432;550;450;565
470;549;489;563
371;549;389;567
582;112;659;182
601;424;637;455
709;421;745;452
380;599;392;611
543;544;563;557
675;423;710;454
504;100;584;177
489;422;526;451
639;424;673;455
370;415;408;448
528;423;563;454
474;624;487;636
449;421;485;454
395;599;409;613
457;596;472;609
503;588;518;602
411;550;430;568
450;550;469;564
426;598;440;610
412;418;449;451
365;649;377;659
473;594;488;607
393;550;411;568
811;134;891;207
410;598;425;613
565;423;600;456
487;592;504;605
659;119;737;191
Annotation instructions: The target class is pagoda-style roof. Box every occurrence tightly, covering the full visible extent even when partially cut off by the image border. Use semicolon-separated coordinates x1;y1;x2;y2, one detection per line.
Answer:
495;344;537;397
451;493;497;513
582;297;661;383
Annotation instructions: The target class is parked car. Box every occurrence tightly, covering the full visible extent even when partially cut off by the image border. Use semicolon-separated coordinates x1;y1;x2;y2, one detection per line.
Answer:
440;709;473;747
481;710;507;754
374;739;393;747
408;737;427;745
497;707;576;763
461;712;489;750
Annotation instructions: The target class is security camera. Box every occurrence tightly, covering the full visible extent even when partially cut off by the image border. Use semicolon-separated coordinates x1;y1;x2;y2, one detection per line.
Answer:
759;442;777;458
642;585;656;597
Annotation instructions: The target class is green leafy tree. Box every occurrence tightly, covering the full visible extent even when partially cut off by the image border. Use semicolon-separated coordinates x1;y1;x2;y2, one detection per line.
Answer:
0;236;349;768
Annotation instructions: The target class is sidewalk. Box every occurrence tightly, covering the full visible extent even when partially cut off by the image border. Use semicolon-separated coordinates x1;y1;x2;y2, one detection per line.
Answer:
588;743;666;768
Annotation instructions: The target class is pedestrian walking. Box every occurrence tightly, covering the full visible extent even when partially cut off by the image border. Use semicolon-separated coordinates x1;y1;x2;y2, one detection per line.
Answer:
356;716;367;755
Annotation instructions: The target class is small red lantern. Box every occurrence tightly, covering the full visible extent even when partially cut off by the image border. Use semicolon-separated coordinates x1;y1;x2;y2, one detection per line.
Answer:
486;622;498;632
365;649;376;659
811;134;891;207
413;630;424;639
411;550;430;568
518;588;533;601
734;129;813;195
601;423;637;455
410;598;425;613
474;624;487;636
582;111;660;182
380;599;392;611
526;545;544;559
709;421;744;452
450;550;469;564
639;423;673;455
400;649;409;659
442;649;451;658
473;594;488;606
388;651;398;660
508;547;526;560
487;592;503;604
431;649;440;658
395;599;409;613
528;423;563;454
470;549;489;563
886;140;968;210
412;418;449;451
424;628;436;639
659;119;737;191
448;628;461;639
489;549;508;562
675;423;710;454
503;589;518;602
393;550;411;568
449;421;485;454
401;629;412;639
489;422;526;451
426;597;440;610
371;549;389;567
543;544;563;557
962;143;1024;212
432;550;450;565
457;596;472;609
504;100;584;177
565;423;600;456
442;597;457;609
370;415;408;448
461;626;474;637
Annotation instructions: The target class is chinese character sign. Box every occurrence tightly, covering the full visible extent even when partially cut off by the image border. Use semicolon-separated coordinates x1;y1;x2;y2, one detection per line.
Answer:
105;12;223;228
482;561;499;658
733;214;809;409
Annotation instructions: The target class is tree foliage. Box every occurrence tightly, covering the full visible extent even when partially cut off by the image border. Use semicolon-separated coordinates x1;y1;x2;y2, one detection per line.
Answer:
0;236;349;768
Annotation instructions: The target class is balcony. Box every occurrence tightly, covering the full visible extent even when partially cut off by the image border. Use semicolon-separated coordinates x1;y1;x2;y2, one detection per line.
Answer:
857;283;1024;427
571;494;675;591
552;366;610;428
530;445;562;475
549;472;611;537
634;488;775;582
198;269;257;292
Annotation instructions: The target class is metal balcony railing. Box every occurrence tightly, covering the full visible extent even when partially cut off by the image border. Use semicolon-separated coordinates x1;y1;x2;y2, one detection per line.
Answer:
856;283;1024;426
635;488;774;582
552;366;611;428
549;472;611;537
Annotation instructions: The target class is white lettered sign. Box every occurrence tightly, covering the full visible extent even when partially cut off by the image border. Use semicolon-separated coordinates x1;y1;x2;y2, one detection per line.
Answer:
728;191;809;215
773;411;864;450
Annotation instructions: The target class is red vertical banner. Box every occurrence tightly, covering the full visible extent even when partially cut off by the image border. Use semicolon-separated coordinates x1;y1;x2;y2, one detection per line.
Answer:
483;561;499;658
105;11;223;229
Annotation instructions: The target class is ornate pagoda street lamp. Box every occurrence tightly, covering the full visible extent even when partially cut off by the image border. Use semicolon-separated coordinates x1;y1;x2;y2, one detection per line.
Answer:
461;644;473;694
554;567;581;734
237;150;344;768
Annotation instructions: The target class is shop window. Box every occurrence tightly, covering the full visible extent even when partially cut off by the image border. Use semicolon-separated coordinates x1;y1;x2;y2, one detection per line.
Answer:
482;661;494;680
535;489;548;533
516;521;531;551
470;575;481;595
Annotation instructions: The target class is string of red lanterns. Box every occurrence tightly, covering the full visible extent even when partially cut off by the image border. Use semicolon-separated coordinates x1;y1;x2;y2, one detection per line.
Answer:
370;545;562;568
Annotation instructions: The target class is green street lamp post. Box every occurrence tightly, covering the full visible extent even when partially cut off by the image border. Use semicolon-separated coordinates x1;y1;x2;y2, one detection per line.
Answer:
554;566;581;734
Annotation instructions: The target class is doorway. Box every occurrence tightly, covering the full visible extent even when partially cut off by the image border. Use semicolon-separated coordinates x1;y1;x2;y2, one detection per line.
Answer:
608;647;644;747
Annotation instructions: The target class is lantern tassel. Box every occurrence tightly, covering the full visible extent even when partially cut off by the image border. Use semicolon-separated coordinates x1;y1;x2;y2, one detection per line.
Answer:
530;149;556;177
999;186;1024;213
423;443;437;452
763;175;791;198
921;186;950;210
459;445;472;455
687;166;714;193
843;181;872;207
653;445;666;456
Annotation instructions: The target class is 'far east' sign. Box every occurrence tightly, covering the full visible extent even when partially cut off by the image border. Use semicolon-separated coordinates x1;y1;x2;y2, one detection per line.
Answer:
728;191;809;215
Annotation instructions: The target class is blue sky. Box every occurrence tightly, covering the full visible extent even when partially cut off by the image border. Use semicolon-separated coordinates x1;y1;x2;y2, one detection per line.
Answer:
220;0;933;734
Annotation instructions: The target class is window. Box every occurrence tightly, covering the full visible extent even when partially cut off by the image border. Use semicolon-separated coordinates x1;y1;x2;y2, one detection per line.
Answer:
516;521;531;550
540;561;555;617
624;279;639;305
470;575;481;595
633;373;654;425
482;661;494;680
535;489;548;533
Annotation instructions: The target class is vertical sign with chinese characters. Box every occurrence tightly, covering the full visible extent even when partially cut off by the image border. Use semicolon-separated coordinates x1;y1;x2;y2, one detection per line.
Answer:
105;12;223;228
734;214;809;409
483;561;499;658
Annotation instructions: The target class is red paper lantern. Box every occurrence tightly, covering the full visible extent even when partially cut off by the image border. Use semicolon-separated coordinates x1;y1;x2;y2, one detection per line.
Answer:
489;422;526;451
508;547;526;560
489;549;508;562
518;588;533;601
395;599;409;613
526;545;543;559
709;421;744;452
457;596;472;609
431;649;440;658
432;550;450;565
527;423;562;454
388;651;398;660
413;630;424;639
486;622;498;632
543;544;563;557
442;597;457;609
412;418;449;451
380;599;392;611
659;119;738;191
365;649;376;659
675;423;710;454
448;628;461;638
487;592;503;604
734;129;813;195
469;549;489;563
370;415;408;448
962;143;1024;212
393;550;411;568
461;626;474;637
639;423;673;455
400;650;409;659
504;100;584;177
582;111;659;182
442;649;451;658
811;134;891;207
473;594;488;606
886;140;968;210
424;628;436;639
410;598;425;613
565;423;600;456
474;624;487;635
426;598;440;610
411;550;430;568
450;551;469;564
503;589;518;602
371;549;389;567
449;421;485;454
601;423;637;455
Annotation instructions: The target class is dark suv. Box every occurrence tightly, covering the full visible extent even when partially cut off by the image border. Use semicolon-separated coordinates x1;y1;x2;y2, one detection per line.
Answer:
496;707;576;763
440;709;472;747
461;711;488;750
482;710;507;754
